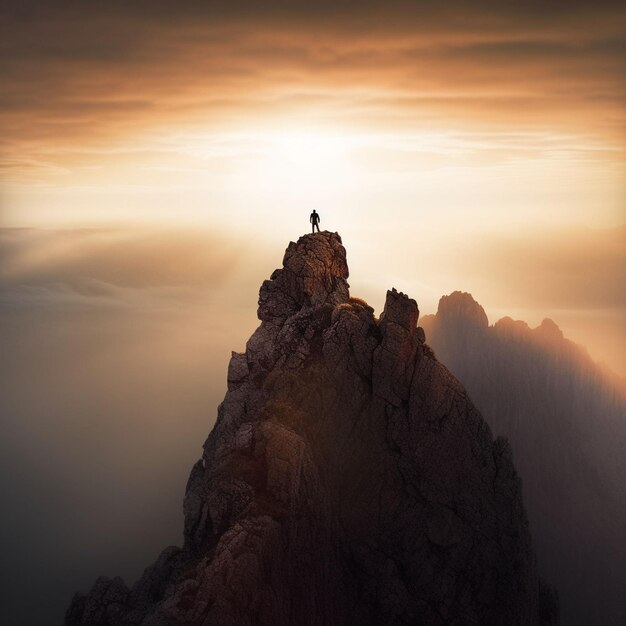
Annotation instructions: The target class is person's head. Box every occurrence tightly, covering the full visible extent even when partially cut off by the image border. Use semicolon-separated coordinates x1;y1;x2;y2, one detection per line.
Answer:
312;209;317;213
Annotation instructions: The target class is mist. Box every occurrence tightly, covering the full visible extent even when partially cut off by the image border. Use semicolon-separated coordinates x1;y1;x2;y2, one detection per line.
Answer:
0;227;269;624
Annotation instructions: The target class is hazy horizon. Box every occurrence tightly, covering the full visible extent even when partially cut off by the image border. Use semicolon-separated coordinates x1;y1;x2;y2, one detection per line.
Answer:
2;225;624;376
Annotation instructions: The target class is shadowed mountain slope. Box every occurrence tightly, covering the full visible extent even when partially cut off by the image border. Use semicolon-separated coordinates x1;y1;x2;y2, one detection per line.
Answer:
421;292;626;626
67;234;556;626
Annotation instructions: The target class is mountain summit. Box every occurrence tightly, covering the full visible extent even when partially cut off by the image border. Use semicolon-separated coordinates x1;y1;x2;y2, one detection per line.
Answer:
67;232;557;625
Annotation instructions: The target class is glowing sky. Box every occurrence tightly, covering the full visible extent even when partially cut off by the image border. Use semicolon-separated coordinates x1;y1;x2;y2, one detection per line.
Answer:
1;0;625;371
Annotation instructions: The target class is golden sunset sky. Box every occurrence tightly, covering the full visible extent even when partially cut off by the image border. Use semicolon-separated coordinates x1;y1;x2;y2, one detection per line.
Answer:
1;1;625;372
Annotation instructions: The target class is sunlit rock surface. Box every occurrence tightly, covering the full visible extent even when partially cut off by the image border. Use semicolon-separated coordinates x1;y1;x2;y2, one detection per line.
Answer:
67;233;557;626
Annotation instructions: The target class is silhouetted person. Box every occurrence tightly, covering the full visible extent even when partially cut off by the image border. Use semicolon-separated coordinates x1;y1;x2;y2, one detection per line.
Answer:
310;209;321;233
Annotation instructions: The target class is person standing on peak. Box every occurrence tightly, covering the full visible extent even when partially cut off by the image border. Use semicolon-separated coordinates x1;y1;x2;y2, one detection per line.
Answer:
310;209;321;233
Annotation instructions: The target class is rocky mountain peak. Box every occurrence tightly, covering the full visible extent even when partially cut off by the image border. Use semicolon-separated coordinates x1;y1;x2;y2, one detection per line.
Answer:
437;290;489;329
258;231;349;322
67;232;556;626
535;318;565;341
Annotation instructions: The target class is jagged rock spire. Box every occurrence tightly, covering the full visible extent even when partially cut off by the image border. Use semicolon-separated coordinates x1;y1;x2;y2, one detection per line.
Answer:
67;232;557;626
258;231;350;322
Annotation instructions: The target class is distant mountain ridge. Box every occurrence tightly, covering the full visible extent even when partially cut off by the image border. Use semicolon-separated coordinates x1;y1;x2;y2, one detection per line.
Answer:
67;235;556;626
421;292;626;626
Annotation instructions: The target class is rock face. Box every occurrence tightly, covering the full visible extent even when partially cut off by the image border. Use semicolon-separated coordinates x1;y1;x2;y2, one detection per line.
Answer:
67;233;556;626
421;292;626;626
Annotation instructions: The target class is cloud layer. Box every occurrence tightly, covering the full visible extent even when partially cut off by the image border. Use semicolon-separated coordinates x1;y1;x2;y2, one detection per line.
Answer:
2;1;624;182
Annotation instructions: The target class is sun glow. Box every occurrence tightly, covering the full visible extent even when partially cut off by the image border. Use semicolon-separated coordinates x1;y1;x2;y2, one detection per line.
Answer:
245;130;358;198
